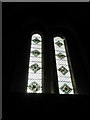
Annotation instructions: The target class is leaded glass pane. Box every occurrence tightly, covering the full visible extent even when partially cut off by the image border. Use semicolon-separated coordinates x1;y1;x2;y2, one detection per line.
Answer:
54;36;74;94
27;33;42;93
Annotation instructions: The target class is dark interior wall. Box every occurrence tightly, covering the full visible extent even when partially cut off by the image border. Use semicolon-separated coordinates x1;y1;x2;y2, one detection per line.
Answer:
3;2;90;119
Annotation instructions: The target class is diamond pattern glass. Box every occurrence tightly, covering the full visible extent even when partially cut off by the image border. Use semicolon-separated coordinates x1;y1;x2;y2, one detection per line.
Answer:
27;34;42;93
31;50;40;57
29;81;40;93
30;63;40;73
33;38;41;44
55;41;63;47
58;66;68;75
60;83;72;94
57;53;66;59
54;36;74;94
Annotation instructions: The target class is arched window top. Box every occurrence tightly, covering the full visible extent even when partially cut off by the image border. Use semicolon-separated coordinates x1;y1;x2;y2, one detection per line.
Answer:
54;36;65;40
31;33;42;42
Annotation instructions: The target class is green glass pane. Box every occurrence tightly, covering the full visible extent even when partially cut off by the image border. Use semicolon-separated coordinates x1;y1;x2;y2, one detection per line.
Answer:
29;82;40;92
58;66;68;75
33;38;41;44
30;63;40;73
57;53;66;59
55;41;63;47
32;50;40;57
60;83;72;94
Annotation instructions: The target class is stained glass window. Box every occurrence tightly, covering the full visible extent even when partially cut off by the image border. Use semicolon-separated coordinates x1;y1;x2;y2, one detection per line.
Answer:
27;33;42;93
54;36;74;94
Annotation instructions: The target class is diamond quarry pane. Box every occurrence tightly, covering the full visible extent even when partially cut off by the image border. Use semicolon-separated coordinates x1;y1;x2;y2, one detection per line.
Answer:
33;38;41;44
30;63;40;73
57;53;66;59
58;66;68;75
31;50;40;57
60;83;72;94
29;81;40;93
55;41;63;47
